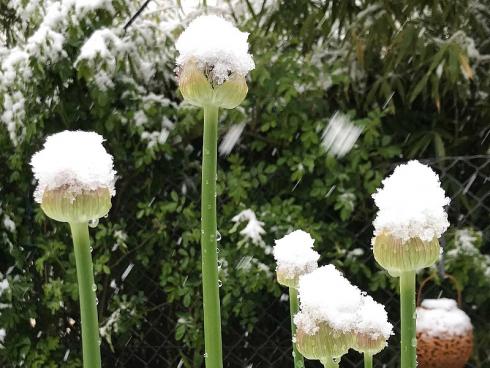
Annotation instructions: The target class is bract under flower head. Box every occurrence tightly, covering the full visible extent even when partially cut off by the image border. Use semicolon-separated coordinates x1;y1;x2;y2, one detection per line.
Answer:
372;232;441;275
31;130;116;223
372;160;450;242
294;316;352;360
178;60;248;109
273;230;319;288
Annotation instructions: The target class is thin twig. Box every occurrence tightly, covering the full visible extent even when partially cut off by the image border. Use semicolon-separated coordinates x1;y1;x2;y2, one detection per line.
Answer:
124;0;152;32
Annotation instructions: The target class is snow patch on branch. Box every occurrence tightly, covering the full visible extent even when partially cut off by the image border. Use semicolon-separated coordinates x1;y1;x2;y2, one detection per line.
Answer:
1;0;118;145
26;26;66;62
2;215;16;233
77;28;124;62
67;0;115;17
231;209;268;251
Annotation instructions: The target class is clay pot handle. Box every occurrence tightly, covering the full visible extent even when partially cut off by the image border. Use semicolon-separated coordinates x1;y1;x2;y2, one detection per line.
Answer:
417;273;463;307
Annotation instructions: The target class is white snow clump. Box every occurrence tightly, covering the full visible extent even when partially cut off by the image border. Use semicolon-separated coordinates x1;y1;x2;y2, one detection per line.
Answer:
417;298;473;338
295;265;392;341
273;230;320;279
30;130;116;203
372;160;450;242
176;15;255;84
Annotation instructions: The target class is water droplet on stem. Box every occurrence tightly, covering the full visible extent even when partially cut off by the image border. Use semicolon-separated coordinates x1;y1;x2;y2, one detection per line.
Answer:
88;219;99;228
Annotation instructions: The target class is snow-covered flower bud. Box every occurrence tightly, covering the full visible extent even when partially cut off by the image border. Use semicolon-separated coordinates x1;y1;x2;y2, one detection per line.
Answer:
352;296;393;355
273;230;320;288
294;265;363;362
31;131;116;223
371;160;450;276
176;15;254;109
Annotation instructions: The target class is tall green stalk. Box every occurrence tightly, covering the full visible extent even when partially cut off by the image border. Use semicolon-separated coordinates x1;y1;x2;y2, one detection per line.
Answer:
364;353;373;368
70;222;102;368
400;270;416;368
201;104;223;368
288;287;305;368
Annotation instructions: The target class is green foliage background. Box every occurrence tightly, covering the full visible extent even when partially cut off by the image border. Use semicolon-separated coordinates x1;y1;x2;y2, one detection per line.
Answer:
0;0;489;367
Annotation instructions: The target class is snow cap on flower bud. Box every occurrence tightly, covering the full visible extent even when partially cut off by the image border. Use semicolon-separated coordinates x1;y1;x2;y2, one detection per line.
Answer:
176;15;254;109
352;295;393;355
31;131;116;223
371;160;450;275
273;230;320;288
294;265;363;361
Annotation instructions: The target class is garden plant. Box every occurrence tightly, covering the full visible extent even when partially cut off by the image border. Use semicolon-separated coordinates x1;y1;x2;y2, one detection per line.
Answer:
273;230;320;368
372;160;450;367
0;1;489;368
175;14;255;368
31;131;116;368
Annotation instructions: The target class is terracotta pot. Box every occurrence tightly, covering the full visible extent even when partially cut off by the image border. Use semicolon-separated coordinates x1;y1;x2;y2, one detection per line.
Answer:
416;275;473;368
417;328;473;368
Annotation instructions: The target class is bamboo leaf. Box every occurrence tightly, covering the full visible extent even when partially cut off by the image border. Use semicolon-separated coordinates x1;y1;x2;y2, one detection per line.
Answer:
458;53;474;80
409;74;429;103
434;133;446;157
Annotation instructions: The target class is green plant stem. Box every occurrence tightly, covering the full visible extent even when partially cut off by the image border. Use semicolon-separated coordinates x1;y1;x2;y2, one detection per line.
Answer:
321;358;339;368
364;352;373;368
289;287;305;368
70;222;102;368
201;104;223;368
400;270;416;368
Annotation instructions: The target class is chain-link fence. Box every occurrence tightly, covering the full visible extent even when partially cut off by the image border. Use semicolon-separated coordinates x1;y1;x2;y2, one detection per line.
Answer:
110;155;490;368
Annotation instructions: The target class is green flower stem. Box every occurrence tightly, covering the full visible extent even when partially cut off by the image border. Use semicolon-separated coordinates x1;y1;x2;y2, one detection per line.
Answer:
288;287;305;368
70;222;102;368
201;104;223;368
364;352;373;368
321;358;339;368
400;270;416;368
